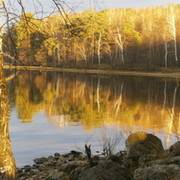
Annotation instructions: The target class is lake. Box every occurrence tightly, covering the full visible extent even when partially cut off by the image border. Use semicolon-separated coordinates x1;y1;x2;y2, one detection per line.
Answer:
3;70;180;167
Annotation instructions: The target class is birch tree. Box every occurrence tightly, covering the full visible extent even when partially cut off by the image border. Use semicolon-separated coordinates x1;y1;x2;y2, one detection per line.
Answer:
97;32;102;67
168;5;178;64
115;28;124;64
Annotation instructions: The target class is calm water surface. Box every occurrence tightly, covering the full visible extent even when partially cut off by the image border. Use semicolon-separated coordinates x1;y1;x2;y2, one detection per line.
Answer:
4;70;180;167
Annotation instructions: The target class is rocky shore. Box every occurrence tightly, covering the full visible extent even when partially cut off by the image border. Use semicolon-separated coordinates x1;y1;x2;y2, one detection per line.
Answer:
2;131;180;180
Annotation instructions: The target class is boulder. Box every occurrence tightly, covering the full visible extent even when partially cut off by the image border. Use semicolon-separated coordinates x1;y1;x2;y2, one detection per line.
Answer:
134;164;180;180
169;141;180;157
125;131;164;160
78;160;133;180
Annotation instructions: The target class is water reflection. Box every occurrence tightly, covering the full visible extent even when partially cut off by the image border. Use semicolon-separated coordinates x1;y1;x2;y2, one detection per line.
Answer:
0;65;16;179
7;70;180;147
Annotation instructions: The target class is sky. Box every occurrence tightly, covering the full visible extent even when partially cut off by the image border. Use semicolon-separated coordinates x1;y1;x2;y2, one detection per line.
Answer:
3;0;180;18
73;0;180;10
1;0;179;25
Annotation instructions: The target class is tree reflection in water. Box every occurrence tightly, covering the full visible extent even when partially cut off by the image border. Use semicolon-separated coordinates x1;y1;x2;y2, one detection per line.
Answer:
8;70;180;147
0;60;16;179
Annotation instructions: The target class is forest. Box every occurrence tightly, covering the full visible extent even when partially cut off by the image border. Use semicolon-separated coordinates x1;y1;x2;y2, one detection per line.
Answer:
3;4;180;70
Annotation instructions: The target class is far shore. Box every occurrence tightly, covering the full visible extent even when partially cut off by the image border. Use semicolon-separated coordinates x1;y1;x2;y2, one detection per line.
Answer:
3;65;180;79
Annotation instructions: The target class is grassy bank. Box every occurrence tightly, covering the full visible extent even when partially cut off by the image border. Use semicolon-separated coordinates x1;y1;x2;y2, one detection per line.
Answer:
3;65;180;79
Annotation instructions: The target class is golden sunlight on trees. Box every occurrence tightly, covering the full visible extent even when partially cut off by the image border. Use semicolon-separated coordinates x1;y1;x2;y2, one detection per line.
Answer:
9;72;180;145
0;55;16;179
3;4;180;69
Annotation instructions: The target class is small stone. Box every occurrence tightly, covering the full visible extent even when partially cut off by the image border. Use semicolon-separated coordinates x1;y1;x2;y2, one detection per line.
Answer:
16;168;23;173
34;157;47;164
47;160;57;167
48;155;54;159
18;172;27;177
54;152;60;157
38;164;46;171
24;165;31;172
168;156;180;165
64;154;73;161
32;164;38;169
20;177;27;180
32;175;37;178
70;150;83;156
31;169;39;174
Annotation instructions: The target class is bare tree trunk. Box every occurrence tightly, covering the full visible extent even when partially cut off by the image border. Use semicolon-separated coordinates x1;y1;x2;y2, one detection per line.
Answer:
97;32;102;68
57;46;60;65
107;44;112;66
116;29;124;65
114;45;119;67
169;7;178;64
171;15;178;63
92;32;95;65
78;44;87;67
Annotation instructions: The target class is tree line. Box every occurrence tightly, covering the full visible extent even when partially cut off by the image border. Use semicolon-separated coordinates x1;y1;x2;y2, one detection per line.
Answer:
3;4;180;70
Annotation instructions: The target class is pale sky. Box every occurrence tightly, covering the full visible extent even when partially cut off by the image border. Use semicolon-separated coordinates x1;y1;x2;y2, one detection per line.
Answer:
73;0;180;10
5;0;180;16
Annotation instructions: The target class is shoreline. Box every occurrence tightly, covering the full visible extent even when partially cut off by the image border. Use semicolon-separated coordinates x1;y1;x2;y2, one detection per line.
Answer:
2;131;179;180
3;65;180;79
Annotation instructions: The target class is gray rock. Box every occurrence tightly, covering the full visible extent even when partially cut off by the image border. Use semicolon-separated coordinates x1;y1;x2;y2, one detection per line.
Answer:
167;156;180;165
54;152;60;157
47;160;57;167
169;141;180;157
48;155;54;160
31;169;39;174
134;164;180;180
125;131;164;160
33;157;47;164
70;150;83;156
20;177;27;180
107;154;123;164
60;160;86;174
79;160;133;180
24;165;32;172
96;166;133;180
69;167;84;180
16;168;23;173
139;155;168;168
38;164;47;171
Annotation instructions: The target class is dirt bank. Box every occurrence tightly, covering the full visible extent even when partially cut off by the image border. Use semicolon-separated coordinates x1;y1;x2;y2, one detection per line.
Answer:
3;65;180;79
